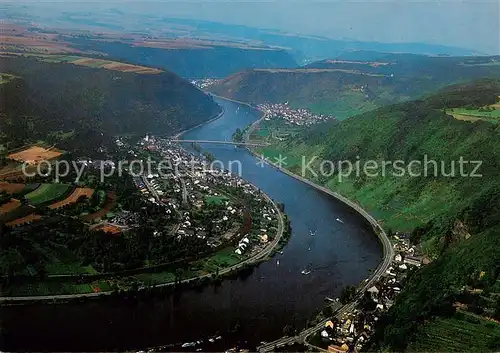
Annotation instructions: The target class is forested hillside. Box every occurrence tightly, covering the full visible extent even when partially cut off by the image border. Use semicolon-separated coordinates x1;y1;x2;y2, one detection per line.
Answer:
258;79;500;351
209;55;500;119
0;55;221;155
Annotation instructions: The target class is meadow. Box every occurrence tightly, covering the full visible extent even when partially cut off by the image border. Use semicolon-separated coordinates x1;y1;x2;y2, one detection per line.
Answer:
450;107;500;123
300;91;379;120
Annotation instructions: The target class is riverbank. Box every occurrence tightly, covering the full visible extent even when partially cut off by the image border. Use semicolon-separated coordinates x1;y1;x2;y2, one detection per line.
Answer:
174;98;226;139
2;94;384;353
174;91;260;140
241;114;395;353
0;103;287;304
242;105;392;258
206;94;391;275
0;198;285;305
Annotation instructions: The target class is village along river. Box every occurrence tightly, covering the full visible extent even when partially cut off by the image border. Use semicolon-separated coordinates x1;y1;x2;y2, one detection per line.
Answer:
1;97;382;351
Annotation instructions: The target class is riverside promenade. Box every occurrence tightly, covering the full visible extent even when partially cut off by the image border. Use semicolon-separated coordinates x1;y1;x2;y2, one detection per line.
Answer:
238;101;394;352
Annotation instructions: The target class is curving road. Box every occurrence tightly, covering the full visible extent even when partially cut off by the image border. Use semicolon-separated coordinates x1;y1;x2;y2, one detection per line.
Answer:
248;121;395;352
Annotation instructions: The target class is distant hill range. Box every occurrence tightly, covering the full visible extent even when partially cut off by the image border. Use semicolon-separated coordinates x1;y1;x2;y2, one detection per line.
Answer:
0;55;221;156
156;18;479;62
0;13;481;78
0;22;297;79
209;54;500;119
1;6;479;61
65;36;297;79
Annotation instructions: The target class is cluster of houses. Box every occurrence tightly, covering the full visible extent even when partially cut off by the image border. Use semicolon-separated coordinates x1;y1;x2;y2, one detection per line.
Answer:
234;236;250;255
108;210;140;228
191;78;220;89
128;135;279;254
318;234;426;353
257;102;334;126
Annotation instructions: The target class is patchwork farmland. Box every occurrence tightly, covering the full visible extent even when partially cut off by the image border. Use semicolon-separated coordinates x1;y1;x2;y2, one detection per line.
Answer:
48;187;94;209
0;182;108;227
41;55;162;74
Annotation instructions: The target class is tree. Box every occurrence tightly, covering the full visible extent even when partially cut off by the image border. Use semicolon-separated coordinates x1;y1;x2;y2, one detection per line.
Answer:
339;285;357;304
322;305;333;317
283;324;296;336
232;128;244;143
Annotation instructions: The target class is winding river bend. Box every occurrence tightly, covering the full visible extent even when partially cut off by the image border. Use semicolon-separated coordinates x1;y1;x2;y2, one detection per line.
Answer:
2;97;382;351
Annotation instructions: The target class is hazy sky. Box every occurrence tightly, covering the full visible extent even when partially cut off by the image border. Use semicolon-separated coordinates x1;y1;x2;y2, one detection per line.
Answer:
7;0;500;54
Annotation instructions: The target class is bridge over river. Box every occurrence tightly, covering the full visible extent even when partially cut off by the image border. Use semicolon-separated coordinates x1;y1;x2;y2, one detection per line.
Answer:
168;139;269;147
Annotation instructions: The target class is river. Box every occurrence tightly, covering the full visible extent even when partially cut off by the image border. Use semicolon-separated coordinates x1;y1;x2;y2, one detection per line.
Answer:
1;97;382;352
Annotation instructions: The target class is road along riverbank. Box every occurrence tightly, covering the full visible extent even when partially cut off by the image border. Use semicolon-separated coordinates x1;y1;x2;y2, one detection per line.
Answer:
2;97;382;352
243;108;392;260
180;94;391;350
240;103;394;352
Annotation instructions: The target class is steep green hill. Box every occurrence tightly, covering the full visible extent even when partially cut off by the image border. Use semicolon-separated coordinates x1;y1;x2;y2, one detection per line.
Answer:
209;55;500;120
265;79;500;244
0;55;221;155
256;79;500;351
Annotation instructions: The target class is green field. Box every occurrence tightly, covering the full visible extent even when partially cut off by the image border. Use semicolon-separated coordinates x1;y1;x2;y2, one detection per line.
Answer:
450;107;500;122
134;271;176;285
295;92;379;120
25;183;72;205
205;195;229;205
209;247;242;267
48;129;75;140
5;280;112;296
250;118;302;142
255;146;301;169
0;73;17;85
45;262;98;276
38;55;82;63
407;312;500;352
2;244;246;295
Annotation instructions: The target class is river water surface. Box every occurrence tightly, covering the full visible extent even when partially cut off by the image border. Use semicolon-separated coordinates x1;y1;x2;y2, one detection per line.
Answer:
2;97;382;351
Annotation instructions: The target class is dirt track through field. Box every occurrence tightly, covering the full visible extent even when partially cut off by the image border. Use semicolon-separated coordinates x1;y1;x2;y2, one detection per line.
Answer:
6;213;41;227
48;188;94;209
